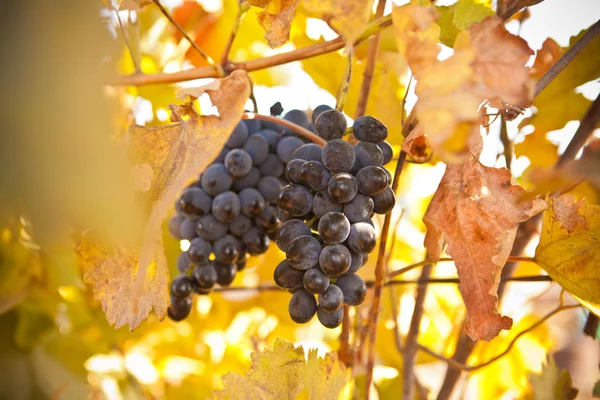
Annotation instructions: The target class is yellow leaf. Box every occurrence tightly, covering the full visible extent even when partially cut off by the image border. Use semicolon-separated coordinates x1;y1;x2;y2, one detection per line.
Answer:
213;339;348;399
528;354;578;400
330;0;375;47
119;0;152;11
257;0;300;48
535;195;600;314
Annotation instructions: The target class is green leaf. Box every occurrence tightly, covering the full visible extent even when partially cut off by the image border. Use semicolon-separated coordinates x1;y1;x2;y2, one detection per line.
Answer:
435;0;494;47
528;354;578;400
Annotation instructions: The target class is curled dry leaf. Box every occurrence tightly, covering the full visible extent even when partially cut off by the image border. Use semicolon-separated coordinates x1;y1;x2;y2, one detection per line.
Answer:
213;339;347;399
535;195;600;316
530;38;563;79
423;156;547;340
256;0;300;48
79;71;251;330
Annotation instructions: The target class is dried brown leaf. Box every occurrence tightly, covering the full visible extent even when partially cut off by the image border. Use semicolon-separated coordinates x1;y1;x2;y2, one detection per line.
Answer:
423;156;547;340
257;0;300;48
530;38;562;79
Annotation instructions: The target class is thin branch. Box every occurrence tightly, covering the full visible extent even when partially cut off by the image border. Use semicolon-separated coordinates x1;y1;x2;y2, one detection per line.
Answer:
220;1;249;67
354;0;387;119
336;52;353;112
365;151;408;399
417;304;581;372
112;6;141;73
499;116;512;170
151;0;222;75
556;92;600;167
534;19;600;98
242;113;327;146
338;305;353;365
500;0;536;21
401;73;414;125
403;263;433;399
111;14;393;86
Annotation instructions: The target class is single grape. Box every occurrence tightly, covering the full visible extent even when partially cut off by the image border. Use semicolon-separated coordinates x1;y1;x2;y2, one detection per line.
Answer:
211;191;241;223
312;190;343;218
322;139;355;173
278;184;314;216
168;215;184;239
231;167;261;192
242;226;270;255
317;306;344;329
259;154;285;178
201;163;233;196
177;252;192;274
243;118;262;133
224;149;253;178
255;129;279;151
274;259;305;290
258;176;284;204
243;134;269;165
276;136;304;163
356;166;389;196
187;237;212;264
285;158;306;184
196;214;228;241
226;122;249;148
288;290;317;323
336;273;367;305
277;207;297;223
170;275;194;299
353;116;388;143
317;212;351;244
343;194;374;223
286;235;322;270
315;110;347;141
346;222;377;254
303;267;330;294
345;249;364;274
299;161;331;191
235;255;247;271
212;145;230;164
168;296;192;321
312;104;333;125
354;142;384;169
270;101;284;116
319;244;351;277
229;214;253;237
372;186;396;214
180;218;198;240
318;284;344;312
254;205;281;233
177;187;212;217
276;219;312;252
283;109;311;129
192;263;218;289
239;188;265;217
213;235;242;263
292;143;323;162
328;173;358;204
214;261;237;286
377;141;393;165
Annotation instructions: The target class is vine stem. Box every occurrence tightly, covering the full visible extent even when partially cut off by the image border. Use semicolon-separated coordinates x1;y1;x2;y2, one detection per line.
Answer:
354;0;387;119
110;14;393;86
151;0;223;75
335;52;353;112
556;93;600;168
364;151;407;399
241;113;327;146
220;1;249;68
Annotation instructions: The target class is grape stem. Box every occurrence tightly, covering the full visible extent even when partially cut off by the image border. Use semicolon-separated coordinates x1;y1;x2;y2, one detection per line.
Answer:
242;113;327;146
220;0;249;68
335;52;353;112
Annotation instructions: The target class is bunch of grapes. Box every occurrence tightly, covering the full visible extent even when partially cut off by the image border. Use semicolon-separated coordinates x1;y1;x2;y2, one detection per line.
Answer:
274;106;395;328
167;108;313;321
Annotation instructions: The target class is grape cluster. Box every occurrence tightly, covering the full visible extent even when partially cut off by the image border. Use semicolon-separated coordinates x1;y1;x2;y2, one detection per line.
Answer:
274;107;395;328
167;109;311;321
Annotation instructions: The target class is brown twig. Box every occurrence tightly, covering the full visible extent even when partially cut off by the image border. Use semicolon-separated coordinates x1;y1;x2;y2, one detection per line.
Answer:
499;116;512;170
364;151;407;399
111;14;393;86
401;74;414;126
556;93;600;167
338;305;352;365
336;52;353;112
241;113;327;146
151;0;222;74
418;304;581;372
500;0;537;21
220;1;249;67
534;19;600;98
354;0;387;119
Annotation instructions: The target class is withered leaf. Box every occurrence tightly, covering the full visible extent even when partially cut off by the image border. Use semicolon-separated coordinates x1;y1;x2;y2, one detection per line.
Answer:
257;0;300;48
423;156;547;340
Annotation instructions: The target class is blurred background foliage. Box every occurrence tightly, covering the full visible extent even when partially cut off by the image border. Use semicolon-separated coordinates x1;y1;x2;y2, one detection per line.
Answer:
0;0;598;399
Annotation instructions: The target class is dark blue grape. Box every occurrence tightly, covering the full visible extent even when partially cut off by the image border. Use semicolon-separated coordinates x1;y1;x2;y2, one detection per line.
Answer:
256;129;279;151
283;109;310;129
239;188;265;217
372;186;396;215
317;306;343;328
377;141;393;165
354;142;384;169
278;184;314;216
303;267;330;294
229;214;253;237
317;212;350;244
276;219;312;252
195;214;228;241
315;110;347;141
312;190;343;218
226;122;249;148
213;261;237;286
254;205;281;233
168;215;184;239
225;149;253;177
285;158;305;184
286;235;322;270
177;187;212;218
231;167;261;192
356;166;389;196
328;173;358;204
243;134;269;165
318;284;343;312
242;226;270;255
170;275;194;299
292;143;323;162
259;154;285;177
187;237;212;264
322;139;355;173
177;252;192;274
213;234;242;263
299;161;331;191
346;222;377;254
343;194;374;223
276;136;304;163
319;244;351;277
353;116;388;143
201;163;233;195
336;273;367;305
180;218;198;240
258;176;284;204
168;296;192;321
288;290;317;323
311;104;333;125
274;259;305;291
212;191;241;223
